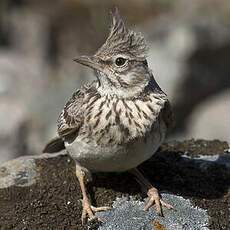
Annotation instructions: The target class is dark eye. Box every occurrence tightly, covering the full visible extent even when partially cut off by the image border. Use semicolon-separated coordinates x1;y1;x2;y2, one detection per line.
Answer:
115;57;126;67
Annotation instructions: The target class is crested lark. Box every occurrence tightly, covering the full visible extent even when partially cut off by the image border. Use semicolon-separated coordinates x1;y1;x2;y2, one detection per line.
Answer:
43;8;174;224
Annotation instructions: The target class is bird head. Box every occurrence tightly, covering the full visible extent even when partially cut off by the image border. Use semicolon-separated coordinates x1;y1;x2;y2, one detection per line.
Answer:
74;8;151;98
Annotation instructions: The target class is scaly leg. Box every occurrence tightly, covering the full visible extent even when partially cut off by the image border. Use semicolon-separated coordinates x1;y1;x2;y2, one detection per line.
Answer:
75;164;111;224
130;168;173;216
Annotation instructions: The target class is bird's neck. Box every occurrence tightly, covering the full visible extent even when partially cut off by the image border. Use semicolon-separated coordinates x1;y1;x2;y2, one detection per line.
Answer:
97;83;147;99
96;77;164;100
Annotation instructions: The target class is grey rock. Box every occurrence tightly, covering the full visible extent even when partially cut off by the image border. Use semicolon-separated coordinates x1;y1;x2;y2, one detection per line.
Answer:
183;153;230;169
0;152;66;189
97;195;209;230
0;97;29;163
0;157;37;189
186;90;230;143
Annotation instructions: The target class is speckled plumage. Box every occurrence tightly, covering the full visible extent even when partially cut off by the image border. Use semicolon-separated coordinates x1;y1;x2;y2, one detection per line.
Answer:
56;76;172;172
43;8;174;222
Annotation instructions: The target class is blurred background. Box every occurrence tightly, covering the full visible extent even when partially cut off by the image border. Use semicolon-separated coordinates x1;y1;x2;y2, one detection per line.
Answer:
0;0;230;163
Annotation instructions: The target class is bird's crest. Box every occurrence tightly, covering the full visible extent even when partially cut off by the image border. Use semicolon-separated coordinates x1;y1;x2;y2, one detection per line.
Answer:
96;8;148;60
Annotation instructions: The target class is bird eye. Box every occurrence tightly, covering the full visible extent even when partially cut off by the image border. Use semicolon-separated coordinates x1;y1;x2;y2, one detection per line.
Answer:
115;57;127;67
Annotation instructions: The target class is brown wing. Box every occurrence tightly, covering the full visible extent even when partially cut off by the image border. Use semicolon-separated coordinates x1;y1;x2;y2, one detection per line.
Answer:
161;100;175;131
57;81;99;138
43;136;65;153
57;89;85;138
43;89;85;153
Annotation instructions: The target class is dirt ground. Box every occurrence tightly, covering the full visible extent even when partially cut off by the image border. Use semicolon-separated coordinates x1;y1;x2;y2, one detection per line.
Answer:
0;139;229;230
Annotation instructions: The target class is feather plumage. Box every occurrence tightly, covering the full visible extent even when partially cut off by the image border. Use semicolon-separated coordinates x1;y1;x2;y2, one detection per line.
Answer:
96;7;148;59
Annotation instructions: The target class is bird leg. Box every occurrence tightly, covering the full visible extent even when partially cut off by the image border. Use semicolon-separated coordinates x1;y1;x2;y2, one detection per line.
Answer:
75;164;111;224
130;168;173;216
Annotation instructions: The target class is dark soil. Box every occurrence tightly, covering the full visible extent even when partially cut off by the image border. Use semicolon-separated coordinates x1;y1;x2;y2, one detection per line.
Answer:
0;139;229;230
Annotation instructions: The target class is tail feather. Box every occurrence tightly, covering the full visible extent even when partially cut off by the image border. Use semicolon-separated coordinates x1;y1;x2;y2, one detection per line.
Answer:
43;136;65;153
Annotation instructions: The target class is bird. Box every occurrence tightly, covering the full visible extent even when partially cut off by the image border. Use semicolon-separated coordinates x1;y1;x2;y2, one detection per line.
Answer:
43;8;174;224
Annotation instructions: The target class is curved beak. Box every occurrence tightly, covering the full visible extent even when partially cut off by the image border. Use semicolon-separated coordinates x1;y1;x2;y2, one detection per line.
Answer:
73;56;104;72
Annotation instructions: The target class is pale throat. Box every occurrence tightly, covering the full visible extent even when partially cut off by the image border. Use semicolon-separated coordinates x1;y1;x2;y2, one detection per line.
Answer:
97;82;148;98
96;71;149;98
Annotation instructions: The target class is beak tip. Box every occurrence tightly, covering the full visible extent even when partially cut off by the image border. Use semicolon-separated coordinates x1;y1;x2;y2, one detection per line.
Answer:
73;56;89;64
72;55;102;72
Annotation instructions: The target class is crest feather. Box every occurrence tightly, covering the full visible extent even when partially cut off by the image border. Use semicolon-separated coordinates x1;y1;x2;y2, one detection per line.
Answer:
96;8;148;59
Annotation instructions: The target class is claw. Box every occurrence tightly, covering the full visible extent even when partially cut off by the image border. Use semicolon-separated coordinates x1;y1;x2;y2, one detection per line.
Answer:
81;200;111;224
130;168;174;217
75;164;111;225
91;205;112;212
144;188;173;216
160;199;174;210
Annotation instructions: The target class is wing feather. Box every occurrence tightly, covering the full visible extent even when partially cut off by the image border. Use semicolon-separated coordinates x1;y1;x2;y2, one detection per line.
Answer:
161;100;174;131
57;89;85;137
57;81;99;138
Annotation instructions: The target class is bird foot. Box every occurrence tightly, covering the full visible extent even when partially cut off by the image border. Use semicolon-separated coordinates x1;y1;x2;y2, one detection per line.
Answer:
144;187;173;216
81;199;111;224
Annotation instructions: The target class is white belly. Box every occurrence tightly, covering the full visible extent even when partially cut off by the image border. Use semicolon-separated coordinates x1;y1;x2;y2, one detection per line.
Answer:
65;121;166;172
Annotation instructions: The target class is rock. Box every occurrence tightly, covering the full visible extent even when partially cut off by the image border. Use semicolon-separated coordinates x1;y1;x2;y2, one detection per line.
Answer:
186;90;230;143
0;152;65;189
0;97;30;162
97;195;209;230
0;157;37;189
0;50;50;163
0;140;229;229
